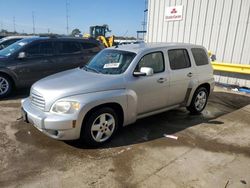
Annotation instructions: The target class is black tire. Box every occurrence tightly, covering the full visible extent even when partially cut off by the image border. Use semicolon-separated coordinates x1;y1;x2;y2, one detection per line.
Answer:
0;74;13;99
187;87;208;114
80;107;119;147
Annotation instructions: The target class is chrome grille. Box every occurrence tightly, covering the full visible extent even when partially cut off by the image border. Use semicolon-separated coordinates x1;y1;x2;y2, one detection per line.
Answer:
30;90;45;111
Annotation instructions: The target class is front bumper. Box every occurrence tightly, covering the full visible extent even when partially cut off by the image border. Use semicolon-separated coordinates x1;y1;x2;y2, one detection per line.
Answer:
21;98;81;140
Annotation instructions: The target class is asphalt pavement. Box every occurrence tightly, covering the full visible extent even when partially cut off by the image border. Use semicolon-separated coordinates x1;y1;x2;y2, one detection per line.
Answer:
0;86;250;188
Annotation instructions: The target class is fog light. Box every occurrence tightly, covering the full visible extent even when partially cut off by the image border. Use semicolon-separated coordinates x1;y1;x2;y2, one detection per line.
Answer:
46;129;58;136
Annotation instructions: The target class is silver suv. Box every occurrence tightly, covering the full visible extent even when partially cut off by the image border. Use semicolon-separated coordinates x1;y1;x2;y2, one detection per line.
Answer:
21;43;215;146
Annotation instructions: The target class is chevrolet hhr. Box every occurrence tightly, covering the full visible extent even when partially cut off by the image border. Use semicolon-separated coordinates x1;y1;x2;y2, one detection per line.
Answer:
21;43;215;146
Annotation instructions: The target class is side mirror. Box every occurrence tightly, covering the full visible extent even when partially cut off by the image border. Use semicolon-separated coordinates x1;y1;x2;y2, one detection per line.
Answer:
18;52;26;59
133;67;154;77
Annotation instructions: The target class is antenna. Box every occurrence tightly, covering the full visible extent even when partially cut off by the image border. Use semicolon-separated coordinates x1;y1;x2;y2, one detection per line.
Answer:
32;11;35;34
66;0;70;35
13;16;16;32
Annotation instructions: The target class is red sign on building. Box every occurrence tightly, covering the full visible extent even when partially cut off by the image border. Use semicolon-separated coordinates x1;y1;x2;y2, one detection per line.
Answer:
165;5;183;22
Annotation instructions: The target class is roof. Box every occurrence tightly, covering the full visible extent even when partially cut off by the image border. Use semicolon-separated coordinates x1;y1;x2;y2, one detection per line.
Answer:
110;42;205;54
1;35;37;41
17;36;101;44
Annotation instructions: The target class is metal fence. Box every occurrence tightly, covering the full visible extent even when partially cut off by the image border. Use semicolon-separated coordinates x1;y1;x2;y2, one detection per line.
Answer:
146;0;250;87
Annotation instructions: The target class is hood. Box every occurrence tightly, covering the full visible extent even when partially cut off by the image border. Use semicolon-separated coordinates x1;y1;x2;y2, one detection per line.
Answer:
32;68;125;108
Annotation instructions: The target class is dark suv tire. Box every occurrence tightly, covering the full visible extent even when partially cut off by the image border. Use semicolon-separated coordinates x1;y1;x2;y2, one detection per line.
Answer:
0;74;13;98
81;107;119;147
187;87;208;114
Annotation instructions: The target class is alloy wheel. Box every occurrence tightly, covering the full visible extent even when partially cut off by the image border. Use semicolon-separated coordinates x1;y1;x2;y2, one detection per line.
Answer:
90;113;116;142
194;90;207;111
0;77;9;95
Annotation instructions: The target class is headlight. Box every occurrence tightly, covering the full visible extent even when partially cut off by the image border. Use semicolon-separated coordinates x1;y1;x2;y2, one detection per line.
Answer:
51;101;80;114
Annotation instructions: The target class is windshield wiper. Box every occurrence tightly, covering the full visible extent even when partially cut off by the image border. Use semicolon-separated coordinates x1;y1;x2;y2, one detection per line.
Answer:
83;65;101;74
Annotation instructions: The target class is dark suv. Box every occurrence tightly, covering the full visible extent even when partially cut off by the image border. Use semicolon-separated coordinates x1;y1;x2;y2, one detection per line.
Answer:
0;37;104;98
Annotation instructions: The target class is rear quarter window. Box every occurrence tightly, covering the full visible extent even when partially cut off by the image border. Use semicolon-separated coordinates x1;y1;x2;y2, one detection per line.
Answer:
191;48;209;66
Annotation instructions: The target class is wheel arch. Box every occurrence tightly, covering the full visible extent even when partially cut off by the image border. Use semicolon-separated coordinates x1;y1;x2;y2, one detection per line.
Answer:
0;71;15;88
198;83;211;96
186;82;211;106
81;102;124;129
0;69;17;88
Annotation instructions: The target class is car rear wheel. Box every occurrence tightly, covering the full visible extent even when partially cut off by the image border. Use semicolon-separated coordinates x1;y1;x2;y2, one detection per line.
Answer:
0;74;12;98
187;87;208;114
81;107;118;146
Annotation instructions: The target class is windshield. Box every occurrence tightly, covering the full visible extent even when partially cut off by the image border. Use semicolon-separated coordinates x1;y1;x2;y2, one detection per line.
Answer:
0;40;28;57
83;49;136;74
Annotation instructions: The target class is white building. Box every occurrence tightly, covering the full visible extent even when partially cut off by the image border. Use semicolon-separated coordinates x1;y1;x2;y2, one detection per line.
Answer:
146;0;250;87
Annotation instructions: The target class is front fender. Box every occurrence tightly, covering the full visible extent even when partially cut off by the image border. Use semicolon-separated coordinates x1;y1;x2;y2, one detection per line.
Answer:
61;89;138;128
0;68;18;86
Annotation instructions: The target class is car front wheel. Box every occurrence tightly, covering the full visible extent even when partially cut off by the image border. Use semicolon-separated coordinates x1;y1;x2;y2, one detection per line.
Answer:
81;107;118;146
0;74;13;98
187;87;208;114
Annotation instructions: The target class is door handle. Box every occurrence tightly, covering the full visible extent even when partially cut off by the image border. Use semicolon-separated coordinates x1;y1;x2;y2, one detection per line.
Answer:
187;72;193;77
157;78;166;83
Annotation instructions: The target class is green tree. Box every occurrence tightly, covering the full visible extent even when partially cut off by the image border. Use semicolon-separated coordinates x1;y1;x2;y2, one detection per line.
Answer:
71;28;81;36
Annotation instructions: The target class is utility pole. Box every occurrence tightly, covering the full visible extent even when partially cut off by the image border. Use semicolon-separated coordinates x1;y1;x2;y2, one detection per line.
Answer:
32;11;35;34
48;28;50;34
65;0;70;35
13;16;16;33
0;21;3;31
142;0;148;39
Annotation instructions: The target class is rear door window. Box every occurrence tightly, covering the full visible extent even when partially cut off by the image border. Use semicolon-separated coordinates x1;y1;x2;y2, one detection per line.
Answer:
56;41;82;54
168;49;191;70
191;48;209;66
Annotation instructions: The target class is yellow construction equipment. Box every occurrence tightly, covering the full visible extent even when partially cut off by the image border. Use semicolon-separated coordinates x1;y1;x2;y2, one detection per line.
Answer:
97;35;114;48
84;25;114;48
